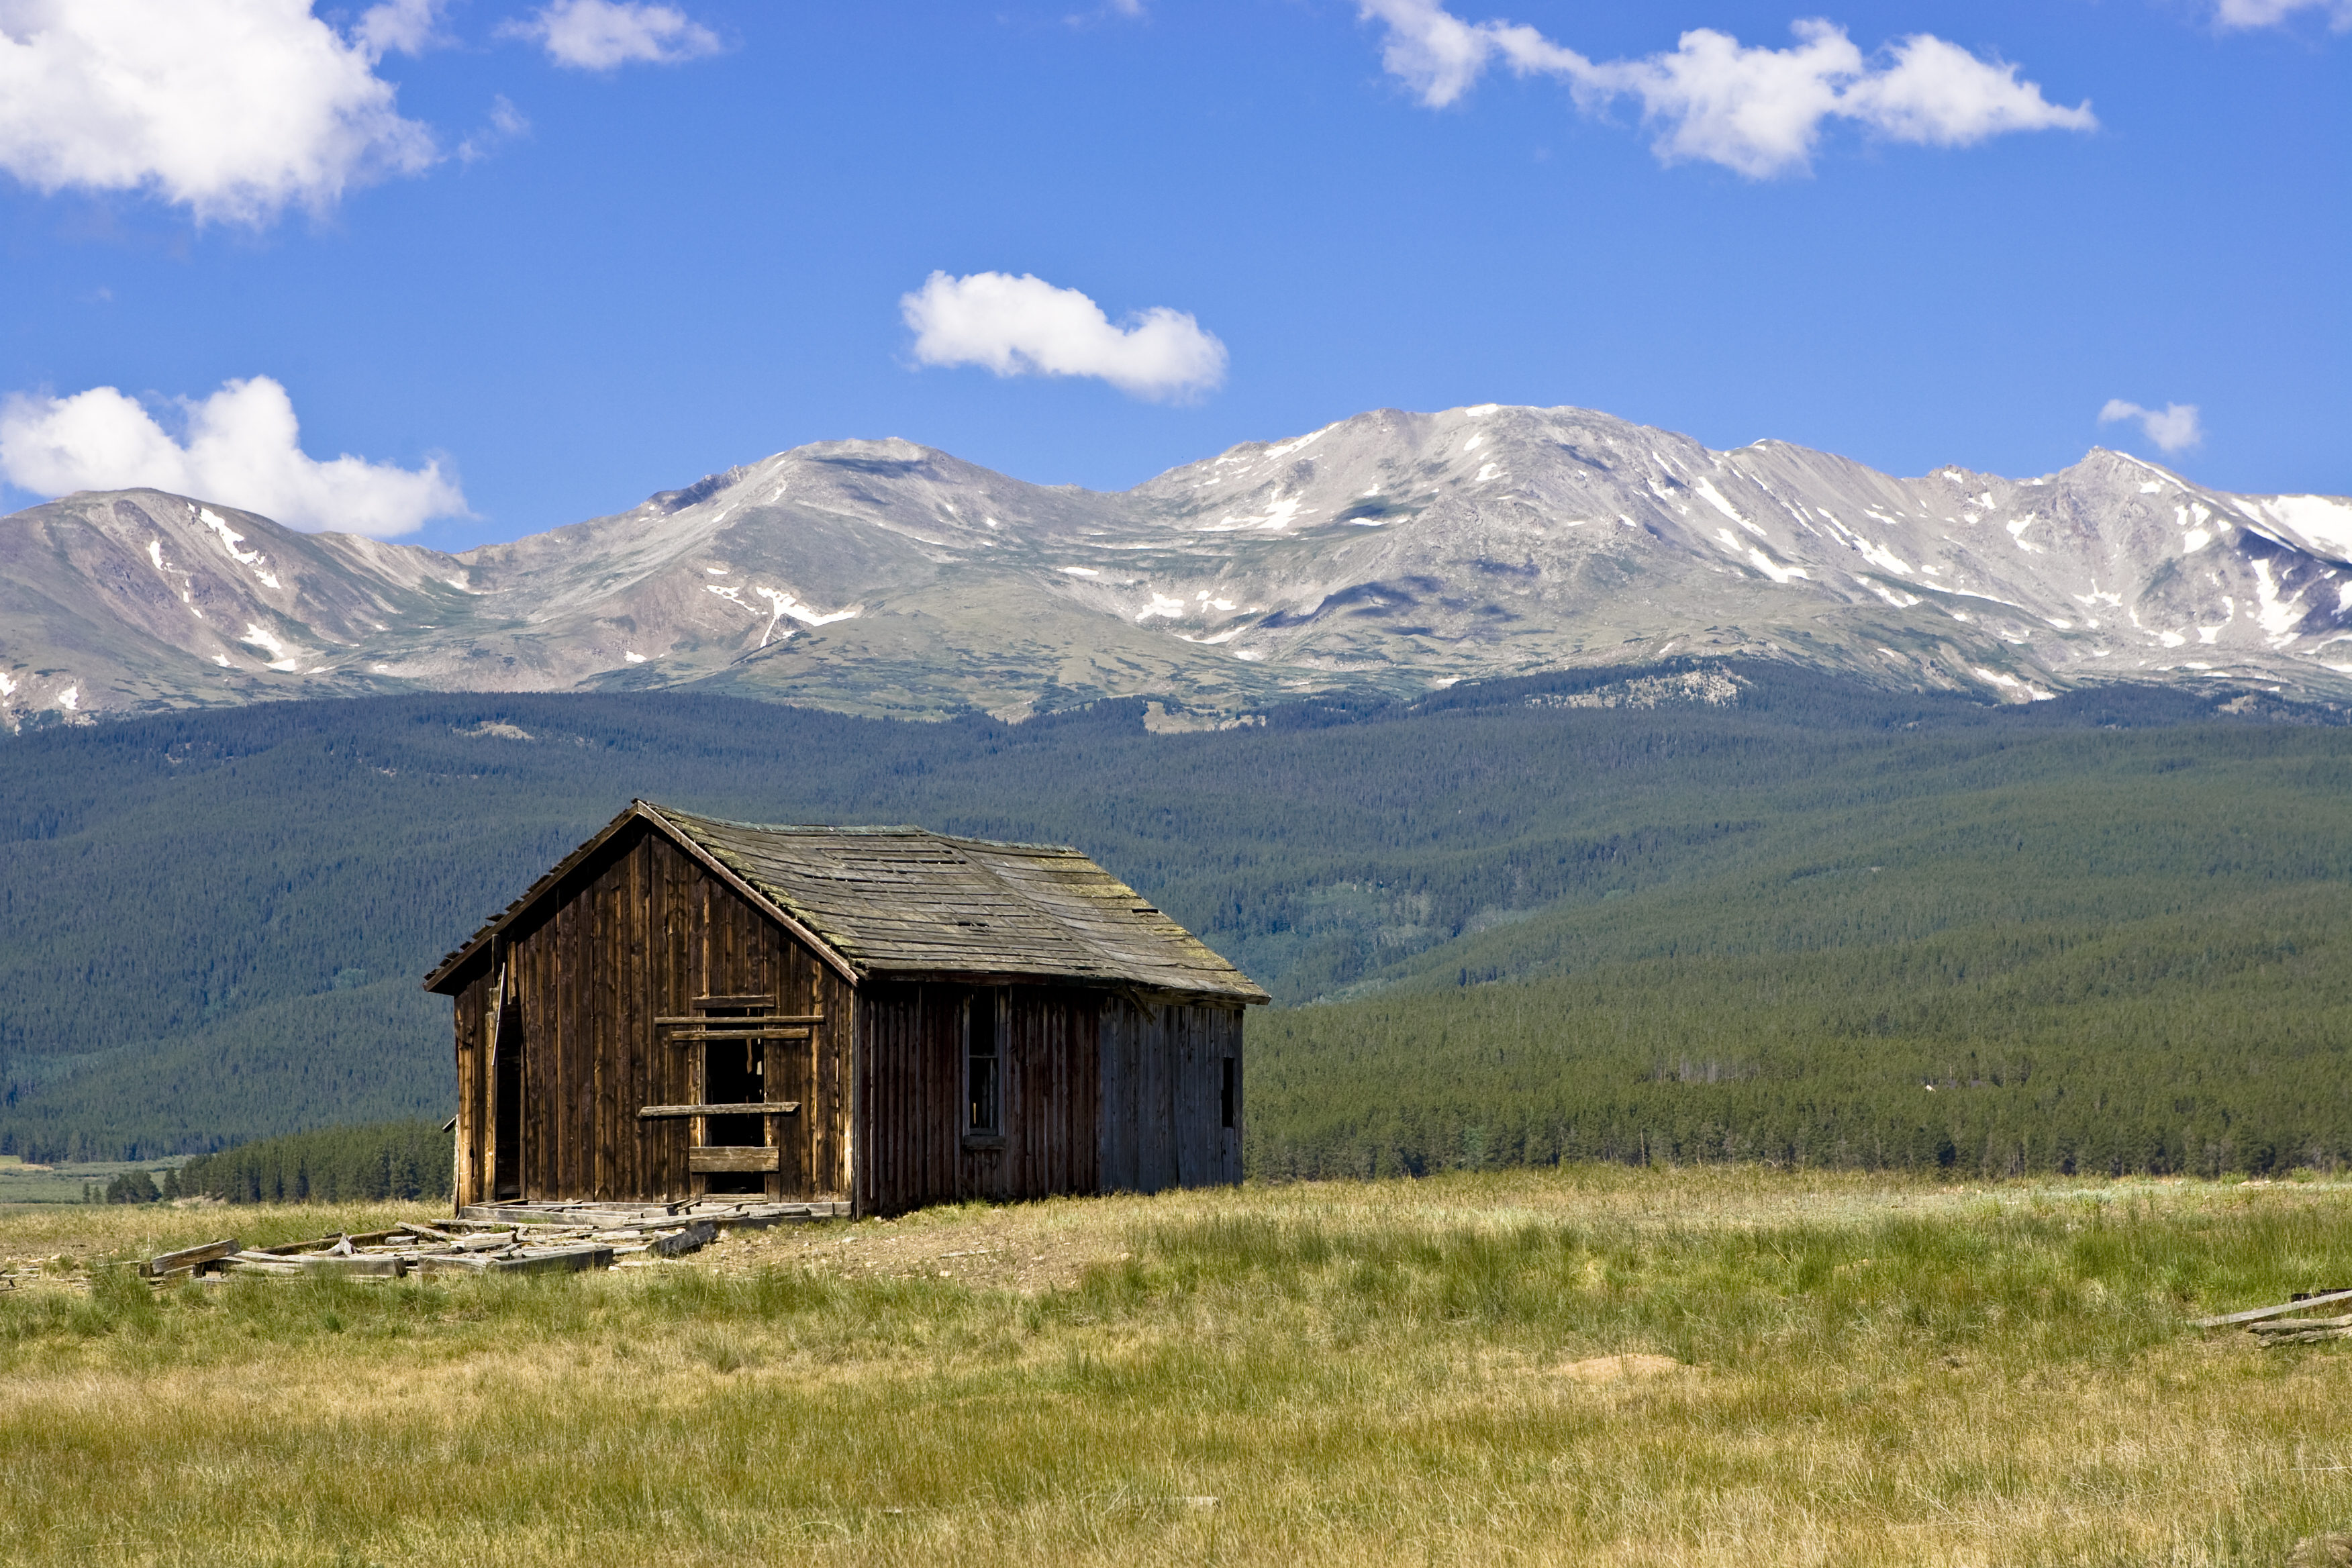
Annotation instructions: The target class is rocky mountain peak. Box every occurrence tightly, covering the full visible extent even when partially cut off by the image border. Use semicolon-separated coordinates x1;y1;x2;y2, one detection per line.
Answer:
4;405;2346;732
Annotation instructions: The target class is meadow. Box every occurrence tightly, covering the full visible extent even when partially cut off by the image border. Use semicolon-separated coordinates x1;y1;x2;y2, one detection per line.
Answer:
5;1167;2351;1566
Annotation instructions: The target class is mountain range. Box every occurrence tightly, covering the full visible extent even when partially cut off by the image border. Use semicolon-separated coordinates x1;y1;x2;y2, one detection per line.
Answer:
5;403;2351;731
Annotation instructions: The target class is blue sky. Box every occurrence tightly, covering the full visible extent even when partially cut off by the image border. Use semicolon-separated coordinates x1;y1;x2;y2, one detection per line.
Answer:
0;0;2344;553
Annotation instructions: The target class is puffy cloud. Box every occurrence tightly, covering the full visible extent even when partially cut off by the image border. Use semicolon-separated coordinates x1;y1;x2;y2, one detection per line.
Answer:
1355;1;2095;177
0;377;467;537
0;0;437;224
353;0;448;56
2099;399;2204;455
2213;0;2352;29
501;0;722;70
901;272;1228;402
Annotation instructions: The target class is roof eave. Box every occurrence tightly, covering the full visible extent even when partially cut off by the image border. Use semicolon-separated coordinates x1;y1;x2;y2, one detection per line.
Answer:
856;965;1269;1003
422;800;661;993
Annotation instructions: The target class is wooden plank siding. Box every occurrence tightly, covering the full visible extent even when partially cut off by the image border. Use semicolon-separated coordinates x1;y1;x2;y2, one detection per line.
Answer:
1098;997;1244;1195
450;819;854;1208
452;971;492;1208
847;985;1238;1214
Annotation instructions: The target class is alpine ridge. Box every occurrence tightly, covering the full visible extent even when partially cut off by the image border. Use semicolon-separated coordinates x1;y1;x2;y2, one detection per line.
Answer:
5;403;2349;730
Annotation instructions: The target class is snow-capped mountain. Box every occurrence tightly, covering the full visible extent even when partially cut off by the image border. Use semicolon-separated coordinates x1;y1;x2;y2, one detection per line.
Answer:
5;403;2349;730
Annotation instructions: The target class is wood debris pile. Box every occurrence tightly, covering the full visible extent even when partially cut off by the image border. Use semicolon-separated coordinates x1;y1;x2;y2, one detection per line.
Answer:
457;1198;850;1228
138;1216;719;1284
134;1199;842;1285
2194;1286;2352;1346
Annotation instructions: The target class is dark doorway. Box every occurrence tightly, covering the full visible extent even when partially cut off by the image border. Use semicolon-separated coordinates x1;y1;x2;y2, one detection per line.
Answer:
491;999;523;1199
703;1022;767;1195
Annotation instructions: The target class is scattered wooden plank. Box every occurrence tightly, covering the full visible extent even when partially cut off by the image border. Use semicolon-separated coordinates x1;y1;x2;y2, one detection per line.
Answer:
227;1252;406;1278
453;1232;520;1253
2193;1287;2352;1328
140;1238;240;1279
415;1254;492;1276
2251;1314;2352;1334
689;1146;781;1174
453;1198;846;1229
639;1102;801;1119
2263;1326;2352;1346
487;1245;614;1275
648;1220;719;1258
456;1204;655;1226
419;1244;615;1276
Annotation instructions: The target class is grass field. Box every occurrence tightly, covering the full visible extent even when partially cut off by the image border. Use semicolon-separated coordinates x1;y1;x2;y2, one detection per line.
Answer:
0;1155;189;1206
5;1169;2352;1566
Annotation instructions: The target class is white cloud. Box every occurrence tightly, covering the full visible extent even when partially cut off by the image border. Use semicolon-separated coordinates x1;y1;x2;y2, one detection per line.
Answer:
354;0;448;56
501;0;722;70
0;0;437;224
2100;399;2204;455
1355;1;2096;177
901;271;1228;402
458;95;532;164
2213;0;2352;30
0;377;467;538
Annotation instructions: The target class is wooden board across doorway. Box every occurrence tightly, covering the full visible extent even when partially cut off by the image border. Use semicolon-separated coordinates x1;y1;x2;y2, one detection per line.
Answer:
660;989;820;1201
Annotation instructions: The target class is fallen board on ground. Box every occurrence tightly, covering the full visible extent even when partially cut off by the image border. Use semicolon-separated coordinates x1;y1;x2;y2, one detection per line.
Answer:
415;1245;614;1277
139;1238;240;1277
2191;1287;2352;1328
456;1199;850;1227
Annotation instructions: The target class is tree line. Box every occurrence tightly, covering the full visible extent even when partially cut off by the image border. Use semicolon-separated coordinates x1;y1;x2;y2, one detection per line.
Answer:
1;666;2344;1165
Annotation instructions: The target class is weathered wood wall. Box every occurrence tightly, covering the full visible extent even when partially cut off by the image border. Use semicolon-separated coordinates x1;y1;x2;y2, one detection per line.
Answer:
1099;998;1244;1195
449;821;852;1206
852;985;1244;1213
854;983;1103;1214
452;970;492;1207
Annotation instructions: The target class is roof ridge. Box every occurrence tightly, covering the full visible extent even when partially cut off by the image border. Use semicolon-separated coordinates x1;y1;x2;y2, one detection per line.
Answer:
645;803;1088;856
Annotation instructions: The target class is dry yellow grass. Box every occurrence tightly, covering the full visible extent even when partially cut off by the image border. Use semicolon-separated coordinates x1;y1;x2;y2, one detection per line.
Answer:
5;1169;2351;1566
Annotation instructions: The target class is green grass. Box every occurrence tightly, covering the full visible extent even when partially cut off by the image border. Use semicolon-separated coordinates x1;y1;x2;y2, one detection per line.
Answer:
0;1156;189;1206
5;1170;2352;1564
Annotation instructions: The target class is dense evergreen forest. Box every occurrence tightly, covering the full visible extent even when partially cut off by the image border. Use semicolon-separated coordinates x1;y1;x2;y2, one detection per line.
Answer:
175;1120;452;1204
0;663;2345;1176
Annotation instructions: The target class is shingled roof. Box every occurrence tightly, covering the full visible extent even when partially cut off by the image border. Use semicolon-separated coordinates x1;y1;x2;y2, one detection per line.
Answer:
424;800;1267;1003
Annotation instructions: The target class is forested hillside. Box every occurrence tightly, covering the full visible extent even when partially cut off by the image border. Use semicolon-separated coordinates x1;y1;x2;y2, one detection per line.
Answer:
1;663;2345;1169
176;1120;452;1205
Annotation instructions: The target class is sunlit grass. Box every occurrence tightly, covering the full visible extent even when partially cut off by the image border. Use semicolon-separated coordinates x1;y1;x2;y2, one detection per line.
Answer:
5;1170;2351;1565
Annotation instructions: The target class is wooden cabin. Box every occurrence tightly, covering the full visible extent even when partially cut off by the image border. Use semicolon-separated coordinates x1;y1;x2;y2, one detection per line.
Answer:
423;800;1268;1216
